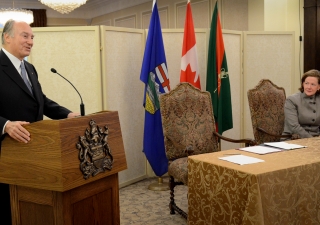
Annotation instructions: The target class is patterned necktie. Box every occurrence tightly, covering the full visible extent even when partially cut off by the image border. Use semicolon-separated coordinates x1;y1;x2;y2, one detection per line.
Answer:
20;62;33;94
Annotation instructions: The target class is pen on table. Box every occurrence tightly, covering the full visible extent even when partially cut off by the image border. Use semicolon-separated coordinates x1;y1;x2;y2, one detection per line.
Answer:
223;153;241;156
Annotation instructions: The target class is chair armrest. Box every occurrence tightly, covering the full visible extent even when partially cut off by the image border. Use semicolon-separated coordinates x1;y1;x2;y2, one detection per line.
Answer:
213;131;256;147
256;127;297;139
184;145;194;156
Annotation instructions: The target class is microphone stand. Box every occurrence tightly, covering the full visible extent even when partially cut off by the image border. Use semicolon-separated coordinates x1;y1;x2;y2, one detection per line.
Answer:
51;68;85;116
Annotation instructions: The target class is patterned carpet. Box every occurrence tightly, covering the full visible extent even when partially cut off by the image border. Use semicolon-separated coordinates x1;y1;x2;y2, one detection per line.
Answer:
120;176;188;225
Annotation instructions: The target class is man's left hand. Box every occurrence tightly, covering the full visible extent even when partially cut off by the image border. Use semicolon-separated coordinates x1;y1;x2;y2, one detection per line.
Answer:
67;112;80;118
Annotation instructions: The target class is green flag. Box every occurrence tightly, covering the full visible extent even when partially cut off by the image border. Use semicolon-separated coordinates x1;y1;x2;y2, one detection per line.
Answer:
206;2;233;134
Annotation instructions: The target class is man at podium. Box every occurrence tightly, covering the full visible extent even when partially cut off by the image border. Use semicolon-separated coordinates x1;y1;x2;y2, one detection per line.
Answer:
0;20;79;224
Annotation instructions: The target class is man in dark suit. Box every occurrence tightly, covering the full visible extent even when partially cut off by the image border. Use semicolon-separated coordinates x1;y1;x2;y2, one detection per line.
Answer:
0;20;79;224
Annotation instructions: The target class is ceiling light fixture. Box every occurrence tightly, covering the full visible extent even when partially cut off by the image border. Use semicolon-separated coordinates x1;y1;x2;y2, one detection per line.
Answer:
39;0;88;14
0;1;33;25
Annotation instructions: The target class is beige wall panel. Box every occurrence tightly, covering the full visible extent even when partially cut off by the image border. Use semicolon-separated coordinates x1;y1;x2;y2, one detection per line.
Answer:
222;0;248;31
91;1;169;28
47;18;88;27
90;0;215;29
264;0;287;31
159;9;169;29
29;27;102;116
88;0;247;30
142;7;169;29
220;31;243;150
248;0;264;31
175;1;195;29
115;15;136;28
142;13;151;30
176;0;210;29
92;19;111;26
162;30;184;87
243;32;295;140
101;27;146;186
91;2;151;27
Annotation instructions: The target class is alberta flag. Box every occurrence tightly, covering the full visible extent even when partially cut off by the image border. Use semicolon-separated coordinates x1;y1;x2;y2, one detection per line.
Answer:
206;2;233;134
140;0;170;177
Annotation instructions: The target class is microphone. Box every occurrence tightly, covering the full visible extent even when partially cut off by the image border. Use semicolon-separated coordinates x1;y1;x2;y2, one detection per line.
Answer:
51;68;85;116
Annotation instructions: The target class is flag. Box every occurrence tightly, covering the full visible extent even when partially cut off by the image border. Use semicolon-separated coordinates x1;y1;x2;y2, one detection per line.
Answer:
180;0;201;89
140;0;170;177
206;2;233;134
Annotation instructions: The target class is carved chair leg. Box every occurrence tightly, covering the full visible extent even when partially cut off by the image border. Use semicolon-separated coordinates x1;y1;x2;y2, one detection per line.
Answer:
169;176;188;219
169;176;176;215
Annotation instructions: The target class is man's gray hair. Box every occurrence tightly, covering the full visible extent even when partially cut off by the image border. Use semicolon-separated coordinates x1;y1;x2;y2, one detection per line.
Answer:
1;20;16;45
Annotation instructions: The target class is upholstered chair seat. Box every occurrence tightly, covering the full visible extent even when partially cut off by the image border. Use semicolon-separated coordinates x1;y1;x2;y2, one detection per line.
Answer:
168;158;188;184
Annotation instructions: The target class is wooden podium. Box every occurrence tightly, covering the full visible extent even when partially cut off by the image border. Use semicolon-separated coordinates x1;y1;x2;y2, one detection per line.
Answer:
0;111;127;225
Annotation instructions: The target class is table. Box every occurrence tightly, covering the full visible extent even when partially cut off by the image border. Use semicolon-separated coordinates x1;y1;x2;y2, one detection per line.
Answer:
188;137;320;225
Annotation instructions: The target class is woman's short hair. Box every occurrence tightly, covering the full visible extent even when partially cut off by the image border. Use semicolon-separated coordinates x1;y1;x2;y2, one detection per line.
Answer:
299;69;320;94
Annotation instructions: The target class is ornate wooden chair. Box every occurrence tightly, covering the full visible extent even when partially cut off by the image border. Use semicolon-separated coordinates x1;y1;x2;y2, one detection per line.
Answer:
247;79;298;145
159;82;256;219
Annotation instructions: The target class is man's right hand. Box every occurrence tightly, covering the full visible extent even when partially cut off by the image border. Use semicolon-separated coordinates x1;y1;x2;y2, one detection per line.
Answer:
5;121;30;143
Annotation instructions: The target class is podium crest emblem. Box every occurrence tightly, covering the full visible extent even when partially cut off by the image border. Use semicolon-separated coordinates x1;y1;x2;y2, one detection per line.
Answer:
76;119;114;179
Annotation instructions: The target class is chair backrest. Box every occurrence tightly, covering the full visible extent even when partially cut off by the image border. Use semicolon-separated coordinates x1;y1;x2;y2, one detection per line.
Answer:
159;82;219;161
247;79;286;144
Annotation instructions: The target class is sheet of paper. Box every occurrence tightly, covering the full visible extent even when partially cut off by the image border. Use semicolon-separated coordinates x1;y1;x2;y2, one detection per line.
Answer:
218;155;265;165
264;142;306;150
238;146;282;154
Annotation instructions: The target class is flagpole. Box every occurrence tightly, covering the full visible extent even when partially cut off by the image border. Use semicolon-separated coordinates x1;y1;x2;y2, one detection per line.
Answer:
148;176;169;191
140;0;170;191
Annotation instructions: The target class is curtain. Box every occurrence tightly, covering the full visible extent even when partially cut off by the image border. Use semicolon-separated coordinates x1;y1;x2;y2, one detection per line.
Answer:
29;9;47;27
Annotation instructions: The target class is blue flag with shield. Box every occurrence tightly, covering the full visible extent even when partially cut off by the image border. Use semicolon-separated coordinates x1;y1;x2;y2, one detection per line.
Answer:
140;0;170;177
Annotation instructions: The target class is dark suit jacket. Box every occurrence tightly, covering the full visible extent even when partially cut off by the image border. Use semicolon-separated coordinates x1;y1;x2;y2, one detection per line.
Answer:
0;50;71;147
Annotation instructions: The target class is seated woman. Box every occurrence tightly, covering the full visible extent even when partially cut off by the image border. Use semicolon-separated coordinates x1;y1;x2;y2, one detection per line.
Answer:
282;69;320;138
